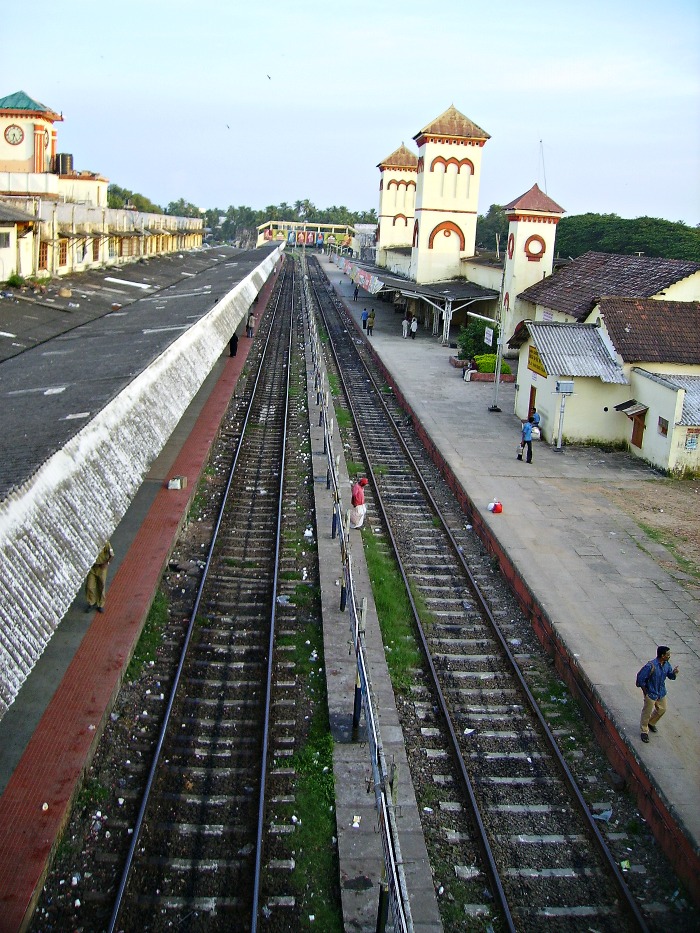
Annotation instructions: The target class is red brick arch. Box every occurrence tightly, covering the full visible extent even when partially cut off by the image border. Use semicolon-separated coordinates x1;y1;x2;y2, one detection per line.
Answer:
393;214;408;227
413;220;419;247
429;156;474;174
428;220;465;250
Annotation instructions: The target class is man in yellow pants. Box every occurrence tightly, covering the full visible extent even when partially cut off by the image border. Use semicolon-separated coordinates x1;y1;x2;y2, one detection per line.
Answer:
86;541;114;613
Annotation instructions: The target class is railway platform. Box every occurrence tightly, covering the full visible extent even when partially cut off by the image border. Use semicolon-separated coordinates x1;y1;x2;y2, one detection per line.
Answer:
321;253;700;900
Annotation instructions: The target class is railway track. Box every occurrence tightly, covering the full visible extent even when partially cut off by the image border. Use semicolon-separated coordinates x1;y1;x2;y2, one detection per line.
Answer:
307;255;648;932
103;259;314;932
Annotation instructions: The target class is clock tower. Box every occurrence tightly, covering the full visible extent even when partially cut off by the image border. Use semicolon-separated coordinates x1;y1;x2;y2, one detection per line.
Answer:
0;90;62;175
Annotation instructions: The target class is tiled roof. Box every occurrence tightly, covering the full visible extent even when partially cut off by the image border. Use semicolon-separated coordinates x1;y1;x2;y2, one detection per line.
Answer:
519;251;700;320
377;143;418;170
0;90;60;120
600;297;700;364
509;321;627;383
504;183;565;215
635;369;700;426
414;105;490;142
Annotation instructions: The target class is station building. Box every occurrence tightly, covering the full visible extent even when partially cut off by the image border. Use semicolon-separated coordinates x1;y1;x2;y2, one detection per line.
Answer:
327;104;700;474
0;90;203;282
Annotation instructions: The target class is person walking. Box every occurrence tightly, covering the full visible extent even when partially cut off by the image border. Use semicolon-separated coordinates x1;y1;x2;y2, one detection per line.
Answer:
367;309;375;336
86;541;114;613
353;285;359;301
519;416;534;463
638;646;679;742
246;311;256;338
361;308;369;330
229;332;239;357
402;314;409;338
410;316;418;339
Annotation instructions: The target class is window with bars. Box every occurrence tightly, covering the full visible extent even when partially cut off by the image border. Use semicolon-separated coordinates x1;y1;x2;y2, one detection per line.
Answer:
39;241;48;269
58;239;68;266
0;232;10;249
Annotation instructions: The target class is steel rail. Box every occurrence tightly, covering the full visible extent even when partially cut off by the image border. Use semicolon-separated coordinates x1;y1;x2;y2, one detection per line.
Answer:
251;263;295;930
107;262;291;933
310;260;649;933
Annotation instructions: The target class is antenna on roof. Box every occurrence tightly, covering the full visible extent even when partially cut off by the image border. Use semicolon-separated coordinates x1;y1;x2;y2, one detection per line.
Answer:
539;139;548;194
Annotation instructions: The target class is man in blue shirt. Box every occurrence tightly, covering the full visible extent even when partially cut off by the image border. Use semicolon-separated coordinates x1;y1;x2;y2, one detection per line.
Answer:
520;417;534;463
638;645;679;743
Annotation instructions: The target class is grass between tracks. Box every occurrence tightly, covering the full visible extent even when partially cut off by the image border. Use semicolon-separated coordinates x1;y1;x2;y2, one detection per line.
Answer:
275;613;342;931
360;527;422;693
125;589;168;682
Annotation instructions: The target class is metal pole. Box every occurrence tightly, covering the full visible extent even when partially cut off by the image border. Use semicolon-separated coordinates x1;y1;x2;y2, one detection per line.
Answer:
555;394;567;451
489;335;504;413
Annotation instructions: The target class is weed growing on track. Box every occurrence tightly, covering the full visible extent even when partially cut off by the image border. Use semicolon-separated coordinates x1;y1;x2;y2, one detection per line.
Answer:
125;590;168;682
360;528;421;692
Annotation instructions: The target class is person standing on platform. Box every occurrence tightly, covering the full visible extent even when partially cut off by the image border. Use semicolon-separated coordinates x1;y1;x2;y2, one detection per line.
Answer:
86;541;114;613
361;308;369;330
519;417;534;463
367;309;375;336
410;316;418;339
353;284;359;301
402;314;409;338
638;646;679;742
229;332;239;357
246;311;256;338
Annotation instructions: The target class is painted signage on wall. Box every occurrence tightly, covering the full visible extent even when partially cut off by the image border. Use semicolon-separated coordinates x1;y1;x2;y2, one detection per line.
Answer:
527;345;548;378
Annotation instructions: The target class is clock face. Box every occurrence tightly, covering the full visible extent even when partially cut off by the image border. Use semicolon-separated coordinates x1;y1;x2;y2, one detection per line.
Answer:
4;124;24;145
44;129;50;148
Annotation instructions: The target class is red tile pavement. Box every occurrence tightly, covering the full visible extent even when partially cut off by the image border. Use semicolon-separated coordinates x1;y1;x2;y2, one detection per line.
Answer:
0;269;279;932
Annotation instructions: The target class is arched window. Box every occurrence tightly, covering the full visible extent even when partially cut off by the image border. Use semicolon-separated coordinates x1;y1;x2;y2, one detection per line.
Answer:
428;221;465;251
412;220;419;247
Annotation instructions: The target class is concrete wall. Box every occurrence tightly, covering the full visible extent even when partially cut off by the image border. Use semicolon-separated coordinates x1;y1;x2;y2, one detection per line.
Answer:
0;245;282;718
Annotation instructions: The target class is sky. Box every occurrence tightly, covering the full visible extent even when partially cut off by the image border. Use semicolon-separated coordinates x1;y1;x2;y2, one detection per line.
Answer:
3;0;700;225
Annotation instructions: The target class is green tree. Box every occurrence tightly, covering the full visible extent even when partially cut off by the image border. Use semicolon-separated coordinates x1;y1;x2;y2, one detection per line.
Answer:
107;184;162;213
475;204;508;252
456;319;499;360
165;198;201;218
555;213;700;261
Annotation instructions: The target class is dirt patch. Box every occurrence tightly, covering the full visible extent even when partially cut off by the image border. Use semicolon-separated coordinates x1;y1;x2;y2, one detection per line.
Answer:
589;477;700;592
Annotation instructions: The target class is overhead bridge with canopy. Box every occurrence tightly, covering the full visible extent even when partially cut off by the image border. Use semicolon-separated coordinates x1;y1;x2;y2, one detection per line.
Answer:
256;219;354;250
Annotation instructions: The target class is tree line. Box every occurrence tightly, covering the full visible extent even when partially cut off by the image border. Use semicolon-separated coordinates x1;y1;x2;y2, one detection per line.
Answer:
107;184;699;260
475;204;700;261
107;186;377;247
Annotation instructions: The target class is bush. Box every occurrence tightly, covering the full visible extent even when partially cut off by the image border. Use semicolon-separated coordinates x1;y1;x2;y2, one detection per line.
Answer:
474;353;511;375
456;319;498;360
6;273;24;288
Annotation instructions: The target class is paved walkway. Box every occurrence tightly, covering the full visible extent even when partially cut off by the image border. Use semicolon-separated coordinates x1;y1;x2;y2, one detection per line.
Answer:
322;253;700;898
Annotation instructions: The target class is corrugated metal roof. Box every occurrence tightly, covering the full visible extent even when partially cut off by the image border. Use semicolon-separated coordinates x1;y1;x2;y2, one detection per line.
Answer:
634;369;700;426
526;322;628;384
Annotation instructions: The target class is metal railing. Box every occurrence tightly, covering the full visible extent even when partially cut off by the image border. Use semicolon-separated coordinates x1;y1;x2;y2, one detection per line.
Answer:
300;256;413;933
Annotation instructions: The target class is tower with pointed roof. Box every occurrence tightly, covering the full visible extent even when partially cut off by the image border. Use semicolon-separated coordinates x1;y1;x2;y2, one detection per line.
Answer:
410;105;489;284
376;143;418;262
0;90;62;175
501;183;565;338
